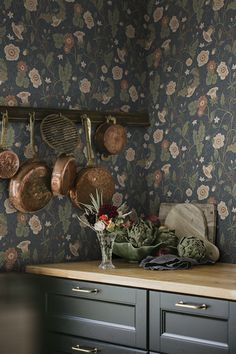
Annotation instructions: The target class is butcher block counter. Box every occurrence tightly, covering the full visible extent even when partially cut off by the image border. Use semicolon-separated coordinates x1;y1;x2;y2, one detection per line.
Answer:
26;260;236;300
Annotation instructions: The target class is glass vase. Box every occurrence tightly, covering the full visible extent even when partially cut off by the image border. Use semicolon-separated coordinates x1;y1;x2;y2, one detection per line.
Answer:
96;231;116;269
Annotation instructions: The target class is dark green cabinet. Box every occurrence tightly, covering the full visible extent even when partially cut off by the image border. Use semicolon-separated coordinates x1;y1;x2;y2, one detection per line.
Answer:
149;291;236;354
37;275;236;354
41;276;147;353
48;333;148;354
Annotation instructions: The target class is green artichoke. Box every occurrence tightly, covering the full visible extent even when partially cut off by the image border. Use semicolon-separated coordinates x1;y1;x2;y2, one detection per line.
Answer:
156;226;179;249
177;236;206;260
127;219;159;247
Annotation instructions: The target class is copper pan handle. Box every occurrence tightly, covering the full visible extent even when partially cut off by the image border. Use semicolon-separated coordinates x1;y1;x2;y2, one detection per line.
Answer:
1;111;8;149
81;114;95;167
29;112;36;157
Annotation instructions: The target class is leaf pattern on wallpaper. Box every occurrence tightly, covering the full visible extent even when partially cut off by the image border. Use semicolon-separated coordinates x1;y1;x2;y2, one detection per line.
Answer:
0;0;148;271
144;0;236;262
0;0;235;269
59;202;72;234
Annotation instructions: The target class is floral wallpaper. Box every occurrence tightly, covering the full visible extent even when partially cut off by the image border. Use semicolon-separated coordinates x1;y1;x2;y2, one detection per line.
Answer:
0;0;236;270
145;0;236;262
0;0;148;271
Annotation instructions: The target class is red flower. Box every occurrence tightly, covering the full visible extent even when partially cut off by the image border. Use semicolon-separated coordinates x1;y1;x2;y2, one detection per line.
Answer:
17;60;28;72
98;204;118;219
99;214;109;223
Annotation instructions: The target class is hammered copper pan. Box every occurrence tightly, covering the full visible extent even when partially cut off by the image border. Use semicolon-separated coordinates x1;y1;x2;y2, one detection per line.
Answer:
0;111;20;179
9;113;52;213
94;115;126;158
70;115;115;208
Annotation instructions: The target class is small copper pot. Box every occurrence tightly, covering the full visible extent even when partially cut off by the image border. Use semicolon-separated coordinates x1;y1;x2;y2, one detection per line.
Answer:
94;116;126;158
0;111;20;179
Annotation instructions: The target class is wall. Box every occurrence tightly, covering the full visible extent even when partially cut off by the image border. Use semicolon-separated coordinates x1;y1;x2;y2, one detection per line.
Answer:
145;0;236;262
0;0;148;270
1;0;235;269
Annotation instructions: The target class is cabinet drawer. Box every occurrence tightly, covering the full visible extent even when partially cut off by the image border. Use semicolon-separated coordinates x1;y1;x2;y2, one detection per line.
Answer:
149;291;229;354
161;292;229;318
43;277;147;349
47;333;148;354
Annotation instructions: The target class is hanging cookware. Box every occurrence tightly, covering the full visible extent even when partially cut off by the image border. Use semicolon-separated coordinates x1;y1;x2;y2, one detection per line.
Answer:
0;111;20;179
40;113;79;153
94;115;126;159
9;112;52;213
51;153;77;196
40;113;79;196
70;115;115;208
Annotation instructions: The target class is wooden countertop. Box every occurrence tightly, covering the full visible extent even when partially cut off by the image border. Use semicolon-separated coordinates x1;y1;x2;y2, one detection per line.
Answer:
26;260;236;301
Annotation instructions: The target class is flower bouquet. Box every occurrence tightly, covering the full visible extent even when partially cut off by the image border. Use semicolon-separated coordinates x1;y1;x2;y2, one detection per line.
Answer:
78;190;131;269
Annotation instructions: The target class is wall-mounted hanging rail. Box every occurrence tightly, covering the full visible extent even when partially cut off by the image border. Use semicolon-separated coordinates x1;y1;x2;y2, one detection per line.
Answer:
0;106;149;126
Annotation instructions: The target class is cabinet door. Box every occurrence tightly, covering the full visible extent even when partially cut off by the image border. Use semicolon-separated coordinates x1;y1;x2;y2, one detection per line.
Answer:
150;291;229;354
43;276;147;349
229;301;236;354
47;333;148;354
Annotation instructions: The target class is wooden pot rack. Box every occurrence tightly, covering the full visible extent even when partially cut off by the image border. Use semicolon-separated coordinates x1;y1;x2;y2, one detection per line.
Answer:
0;106;149;126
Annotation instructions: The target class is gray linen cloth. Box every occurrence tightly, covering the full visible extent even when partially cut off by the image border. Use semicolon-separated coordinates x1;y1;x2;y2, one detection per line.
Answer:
139;254;214;270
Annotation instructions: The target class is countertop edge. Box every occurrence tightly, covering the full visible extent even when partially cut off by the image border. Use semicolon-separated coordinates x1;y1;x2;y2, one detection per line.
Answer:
26;263;236;301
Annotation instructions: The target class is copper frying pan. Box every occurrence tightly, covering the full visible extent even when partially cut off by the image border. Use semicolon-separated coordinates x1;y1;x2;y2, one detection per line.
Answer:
94;115;126;159
70;115;115;208
0;111;20;179
9;113;52;213
41;113;79;196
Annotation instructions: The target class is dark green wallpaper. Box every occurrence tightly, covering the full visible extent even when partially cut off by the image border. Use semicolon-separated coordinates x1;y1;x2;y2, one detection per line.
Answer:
0;0;235;270
145;0;236;262
0;0;148;270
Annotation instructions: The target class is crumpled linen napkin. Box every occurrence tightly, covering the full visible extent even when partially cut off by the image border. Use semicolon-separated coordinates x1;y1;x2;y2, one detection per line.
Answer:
139;254;214;270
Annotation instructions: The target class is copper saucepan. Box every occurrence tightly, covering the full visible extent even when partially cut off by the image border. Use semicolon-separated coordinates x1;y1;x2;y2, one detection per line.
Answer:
94;115;126;159
70;115;115;208
41;113;79;196
51;153;77;196
9;113;52;213
0;111;20;179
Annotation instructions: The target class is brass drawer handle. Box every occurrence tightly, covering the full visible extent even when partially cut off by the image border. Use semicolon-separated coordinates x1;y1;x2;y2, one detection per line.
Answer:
72;345;98;352
72;287;99;294
175;300;208;310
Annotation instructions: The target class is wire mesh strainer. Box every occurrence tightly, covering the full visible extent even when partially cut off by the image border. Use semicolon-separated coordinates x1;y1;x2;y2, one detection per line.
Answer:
40;113;80;153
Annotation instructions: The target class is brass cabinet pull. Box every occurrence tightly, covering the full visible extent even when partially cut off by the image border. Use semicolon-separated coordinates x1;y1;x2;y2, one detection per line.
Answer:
72;345;98;352
72;287;99;294
175;300;208;310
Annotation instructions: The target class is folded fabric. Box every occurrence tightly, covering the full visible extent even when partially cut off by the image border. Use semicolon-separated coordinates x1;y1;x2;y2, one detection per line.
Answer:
139;254;214;270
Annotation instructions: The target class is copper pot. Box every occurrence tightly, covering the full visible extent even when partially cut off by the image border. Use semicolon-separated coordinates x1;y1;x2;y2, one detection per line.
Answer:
0;111;20;179
51;154;77;196
94;116;126;158
70;115;115;208
9;113;52;213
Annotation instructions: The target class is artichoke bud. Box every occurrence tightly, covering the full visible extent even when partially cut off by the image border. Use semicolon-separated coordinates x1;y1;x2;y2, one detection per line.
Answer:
177;236;206;260
156;227;178;249
127;219;159;247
